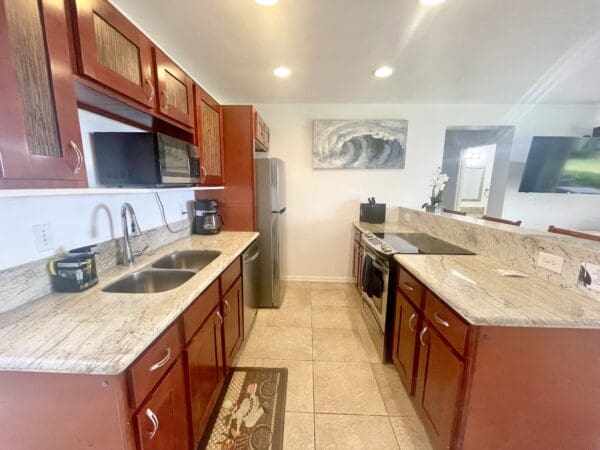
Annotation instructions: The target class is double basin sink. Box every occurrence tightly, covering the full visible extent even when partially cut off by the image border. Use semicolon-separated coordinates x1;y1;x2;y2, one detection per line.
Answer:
103;250;221;294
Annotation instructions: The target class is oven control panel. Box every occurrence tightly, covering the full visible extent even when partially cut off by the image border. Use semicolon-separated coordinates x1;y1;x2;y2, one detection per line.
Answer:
363;232;396;256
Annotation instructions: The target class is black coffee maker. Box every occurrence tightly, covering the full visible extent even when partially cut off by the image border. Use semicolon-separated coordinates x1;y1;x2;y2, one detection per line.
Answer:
193;200;224;235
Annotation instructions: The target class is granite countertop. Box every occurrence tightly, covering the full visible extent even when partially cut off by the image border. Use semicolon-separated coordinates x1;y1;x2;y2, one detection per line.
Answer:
0;232;258;375
394;253;600;328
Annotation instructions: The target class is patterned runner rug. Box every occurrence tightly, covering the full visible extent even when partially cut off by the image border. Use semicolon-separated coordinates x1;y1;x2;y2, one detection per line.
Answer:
200;367;288;450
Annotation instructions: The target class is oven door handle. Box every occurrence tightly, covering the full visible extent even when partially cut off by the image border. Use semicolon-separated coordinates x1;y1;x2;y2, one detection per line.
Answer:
371;259;389;274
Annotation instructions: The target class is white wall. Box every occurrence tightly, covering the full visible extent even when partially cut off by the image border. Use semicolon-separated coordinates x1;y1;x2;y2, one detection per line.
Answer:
255;103;600;281
0;111;194;270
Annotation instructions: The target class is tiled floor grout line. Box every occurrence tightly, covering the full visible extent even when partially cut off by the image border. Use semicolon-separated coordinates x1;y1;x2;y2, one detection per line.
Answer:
310;288;317;450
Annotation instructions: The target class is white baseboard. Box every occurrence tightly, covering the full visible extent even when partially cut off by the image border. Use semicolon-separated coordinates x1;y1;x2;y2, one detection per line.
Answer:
282;275;354;283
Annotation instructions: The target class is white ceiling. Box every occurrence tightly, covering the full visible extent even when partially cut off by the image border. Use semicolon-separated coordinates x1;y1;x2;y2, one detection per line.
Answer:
112;0;600;104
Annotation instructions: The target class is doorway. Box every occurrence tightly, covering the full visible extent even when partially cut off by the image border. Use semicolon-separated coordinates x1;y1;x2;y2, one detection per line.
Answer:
441;127;515;217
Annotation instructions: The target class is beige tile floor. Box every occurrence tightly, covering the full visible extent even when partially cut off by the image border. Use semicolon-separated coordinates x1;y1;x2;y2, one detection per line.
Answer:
234;282;432;450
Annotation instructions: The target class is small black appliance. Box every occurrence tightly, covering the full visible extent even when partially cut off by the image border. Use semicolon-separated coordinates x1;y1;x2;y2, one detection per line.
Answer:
193;200;224;235
49;245;98;292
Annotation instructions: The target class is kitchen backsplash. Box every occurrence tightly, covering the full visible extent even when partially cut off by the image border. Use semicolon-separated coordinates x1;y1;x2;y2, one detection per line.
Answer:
394;207;600;302
0;220;191;314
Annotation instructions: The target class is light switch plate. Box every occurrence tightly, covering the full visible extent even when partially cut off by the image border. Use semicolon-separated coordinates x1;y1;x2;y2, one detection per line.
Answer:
33;223;54;252
537;252;564;273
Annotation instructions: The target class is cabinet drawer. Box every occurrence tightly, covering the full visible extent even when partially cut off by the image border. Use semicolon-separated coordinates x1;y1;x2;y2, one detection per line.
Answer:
425;291;468;355
220;257;241;295
397;268;425;309
129;323;181;407
183;280;220;343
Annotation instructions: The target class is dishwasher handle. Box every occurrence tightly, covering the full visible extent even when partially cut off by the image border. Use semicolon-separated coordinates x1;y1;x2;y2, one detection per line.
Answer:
244;250;260;263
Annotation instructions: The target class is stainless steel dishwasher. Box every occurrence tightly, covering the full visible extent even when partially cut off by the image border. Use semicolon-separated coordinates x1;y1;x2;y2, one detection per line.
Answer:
242;241;260;338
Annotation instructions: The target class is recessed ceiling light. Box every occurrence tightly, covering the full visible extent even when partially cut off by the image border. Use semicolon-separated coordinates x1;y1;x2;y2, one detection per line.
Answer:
373;66;393;78
273;66;291;78
255;0;279;6
419;0;446;5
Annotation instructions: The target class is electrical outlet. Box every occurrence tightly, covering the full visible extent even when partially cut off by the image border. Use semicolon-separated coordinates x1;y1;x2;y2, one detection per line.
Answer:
33;223;54;252
180;202;189;216
537;252;564;274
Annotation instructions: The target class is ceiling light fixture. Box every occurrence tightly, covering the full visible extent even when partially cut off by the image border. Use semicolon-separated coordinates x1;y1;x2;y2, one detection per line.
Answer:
255;0;279;6
419;0;446;5
273;66;291;78
373;66;393;78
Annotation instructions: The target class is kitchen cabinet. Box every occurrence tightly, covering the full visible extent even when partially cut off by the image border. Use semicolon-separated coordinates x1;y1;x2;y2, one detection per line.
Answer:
0;0;87;188
72;0;156;108
195;85;224;185
154;48;194;127
392;293;420;394
134;360;189;450
352;227;363;292
254;111;270;151
414;324;463;450
222;277;243;367
186;305;224;448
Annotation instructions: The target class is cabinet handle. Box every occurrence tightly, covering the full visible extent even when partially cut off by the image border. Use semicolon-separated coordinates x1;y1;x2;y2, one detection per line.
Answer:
145;408;159;440
160;90;169;108
419;326;428;346
200;165;207;182
403;282;414;292
0;149;4;178
68;141;83;174
215;311;224;327
149;347;171;372
223;300;230;316
145;78;155;102
434;312;450;328
408;313;417;332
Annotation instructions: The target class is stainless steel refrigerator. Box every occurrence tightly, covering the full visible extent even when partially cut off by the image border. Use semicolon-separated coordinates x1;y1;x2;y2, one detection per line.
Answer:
255;157;286;308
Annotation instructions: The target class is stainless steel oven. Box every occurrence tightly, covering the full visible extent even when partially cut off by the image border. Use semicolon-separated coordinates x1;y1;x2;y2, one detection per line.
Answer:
360;235;392;362
92;132;200;186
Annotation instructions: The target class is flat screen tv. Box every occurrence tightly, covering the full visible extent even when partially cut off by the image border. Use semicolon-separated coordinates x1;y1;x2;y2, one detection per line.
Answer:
519;136;600;194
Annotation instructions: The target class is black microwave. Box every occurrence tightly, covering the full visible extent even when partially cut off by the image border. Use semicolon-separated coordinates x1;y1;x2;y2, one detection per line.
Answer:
92;132;200;186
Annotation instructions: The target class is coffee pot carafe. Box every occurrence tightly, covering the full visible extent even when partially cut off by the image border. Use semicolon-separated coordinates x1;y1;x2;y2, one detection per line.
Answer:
193;200;224;235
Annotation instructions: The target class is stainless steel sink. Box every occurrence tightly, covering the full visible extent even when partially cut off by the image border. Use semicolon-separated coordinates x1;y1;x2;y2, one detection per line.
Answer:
151;250;221;272
103;270;195;294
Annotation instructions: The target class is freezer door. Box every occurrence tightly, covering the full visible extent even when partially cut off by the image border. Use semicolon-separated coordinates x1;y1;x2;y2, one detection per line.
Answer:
271;158;286;213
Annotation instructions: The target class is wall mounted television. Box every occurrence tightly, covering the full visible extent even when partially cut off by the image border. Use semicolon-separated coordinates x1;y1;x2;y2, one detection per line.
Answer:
519;136;600;194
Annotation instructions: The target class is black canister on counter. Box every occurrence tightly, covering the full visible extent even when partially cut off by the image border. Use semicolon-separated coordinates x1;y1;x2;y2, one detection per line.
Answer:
49;245;98;292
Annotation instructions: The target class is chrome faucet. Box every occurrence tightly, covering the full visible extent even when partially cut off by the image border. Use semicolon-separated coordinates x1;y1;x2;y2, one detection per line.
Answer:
120;203;144;265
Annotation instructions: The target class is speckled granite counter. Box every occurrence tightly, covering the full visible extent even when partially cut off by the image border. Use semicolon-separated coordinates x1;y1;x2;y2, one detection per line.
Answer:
394;253;600;328
0;232;258;375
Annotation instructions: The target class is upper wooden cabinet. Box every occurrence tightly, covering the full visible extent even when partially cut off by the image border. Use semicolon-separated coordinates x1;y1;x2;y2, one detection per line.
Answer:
72;0;156;108
0;0;87;188
254;111;270;151
194;85;224;185
154;48;194;127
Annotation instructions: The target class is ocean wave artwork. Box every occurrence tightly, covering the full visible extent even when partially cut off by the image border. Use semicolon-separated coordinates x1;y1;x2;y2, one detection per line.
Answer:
313;119;408;169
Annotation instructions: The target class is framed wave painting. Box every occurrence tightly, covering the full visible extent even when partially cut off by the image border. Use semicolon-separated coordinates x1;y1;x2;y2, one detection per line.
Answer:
313;119;408;169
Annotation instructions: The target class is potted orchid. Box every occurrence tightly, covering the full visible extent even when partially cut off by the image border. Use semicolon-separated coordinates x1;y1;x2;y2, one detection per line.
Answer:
422;167;449;213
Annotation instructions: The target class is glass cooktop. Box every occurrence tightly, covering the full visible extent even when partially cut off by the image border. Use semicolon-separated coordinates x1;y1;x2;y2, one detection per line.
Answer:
374;233;475;255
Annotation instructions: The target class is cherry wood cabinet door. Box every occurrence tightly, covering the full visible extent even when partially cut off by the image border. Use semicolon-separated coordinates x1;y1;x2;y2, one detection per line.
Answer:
0;0;86;188
186;306;225;448
135;360;189;450
72;0;155;108
222;277;243;368
415;325;463;450
154;48;194;127
195;86;224;185
392;294;420;394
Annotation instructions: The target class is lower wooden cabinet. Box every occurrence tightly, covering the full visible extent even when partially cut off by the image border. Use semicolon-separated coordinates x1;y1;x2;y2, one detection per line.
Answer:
186;305;225;447
134;360;189;450
223;277;243;367
414;325;463;450
392;293;420;394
